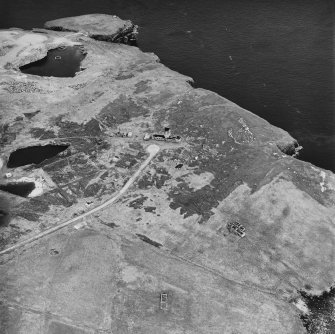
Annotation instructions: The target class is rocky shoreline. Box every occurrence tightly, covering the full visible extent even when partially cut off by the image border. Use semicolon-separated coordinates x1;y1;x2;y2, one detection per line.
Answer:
0;14;334;334
44;14;138;44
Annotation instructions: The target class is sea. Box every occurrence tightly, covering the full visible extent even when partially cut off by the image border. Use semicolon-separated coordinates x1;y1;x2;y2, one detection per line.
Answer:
1;0;334;171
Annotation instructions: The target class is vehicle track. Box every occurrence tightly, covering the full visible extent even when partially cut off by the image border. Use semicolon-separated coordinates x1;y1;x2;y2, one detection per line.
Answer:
0;144;160;256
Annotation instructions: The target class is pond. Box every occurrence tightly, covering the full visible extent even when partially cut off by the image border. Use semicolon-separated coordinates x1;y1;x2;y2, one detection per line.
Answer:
20;45;86;77
7;144;69;168
0;182;35;198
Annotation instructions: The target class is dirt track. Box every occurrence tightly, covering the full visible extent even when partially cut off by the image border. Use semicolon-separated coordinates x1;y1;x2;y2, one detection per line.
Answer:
0;144;160;255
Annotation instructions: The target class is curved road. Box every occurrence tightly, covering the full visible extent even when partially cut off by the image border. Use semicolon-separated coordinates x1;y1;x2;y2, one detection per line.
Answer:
0;144;160;255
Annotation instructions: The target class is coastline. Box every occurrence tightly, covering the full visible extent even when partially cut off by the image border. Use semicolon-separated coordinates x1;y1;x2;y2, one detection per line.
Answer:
0;14;334;334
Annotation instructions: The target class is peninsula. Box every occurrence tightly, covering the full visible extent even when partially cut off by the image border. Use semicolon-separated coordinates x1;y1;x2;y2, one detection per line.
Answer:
0;14;334;334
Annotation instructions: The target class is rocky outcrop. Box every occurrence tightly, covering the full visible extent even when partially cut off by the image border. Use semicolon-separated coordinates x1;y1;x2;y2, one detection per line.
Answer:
277;139;302;156
44;14;138;44
0;14;334;334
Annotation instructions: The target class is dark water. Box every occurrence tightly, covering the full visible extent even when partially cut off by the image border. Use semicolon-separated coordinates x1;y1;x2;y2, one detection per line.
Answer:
7;144;69;168
301;288;335;334
20;46;86;77
1;0;334;171
0;182;35;197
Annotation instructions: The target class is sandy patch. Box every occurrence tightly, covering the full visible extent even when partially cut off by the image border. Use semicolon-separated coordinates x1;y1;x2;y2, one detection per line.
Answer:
183;171;215;190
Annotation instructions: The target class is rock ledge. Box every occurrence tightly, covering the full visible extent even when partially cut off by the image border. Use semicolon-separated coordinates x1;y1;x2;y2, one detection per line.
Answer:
44;13;138;43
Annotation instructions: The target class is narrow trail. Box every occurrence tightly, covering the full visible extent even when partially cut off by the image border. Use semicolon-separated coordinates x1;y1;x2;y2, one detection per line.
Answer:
0;144;160;256
97;220;280;299
1;143;285;301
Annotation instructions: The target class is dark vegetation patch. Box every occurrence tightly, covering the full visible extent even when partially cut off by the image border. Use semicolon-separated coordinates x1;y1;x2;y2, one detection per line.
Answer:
0;225;32;251
300;288;335;334
97;95;149;127
105;222;119;228
99;177;117;195
24;110;40;119
83;183;104;198
70;154;99;175
90;91;105;102
16;211;39;221
51;119;111;161
144;206;156;213
0;197;10;226
57;119;102;138
154;97;216;144
169;187;218;223
96;217;119;229
100;171;109;180
128;195;148;209
136;234;162;248
7;144;69;168
42;191;74;207
0;210;9;227
137;167;171;189
56;187;78;206
19;46;86;78
95;138;110;151
66;183;85;199
43;158;72;184
0;182;35;198
14;197;50;221
64;138;96;157
154;97;279;223
282;206;290;217
167;146;269;222
0;123;16;147
30;127;56;139
128;142;145;153
41;148;101;186
134;80;151;94
115;153;139;169
76;179;91;194
115;73;134;80
154;92;277;153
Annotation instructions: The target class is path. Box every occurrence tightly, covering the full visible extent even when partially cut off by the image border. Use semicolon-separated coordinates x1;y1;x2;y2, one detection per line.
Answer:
0;144;160;256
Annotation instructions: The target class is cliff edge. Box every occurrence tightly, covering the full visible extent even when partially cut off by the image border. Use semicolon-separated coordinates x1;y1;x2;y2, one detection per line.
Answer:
0;14;334;334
